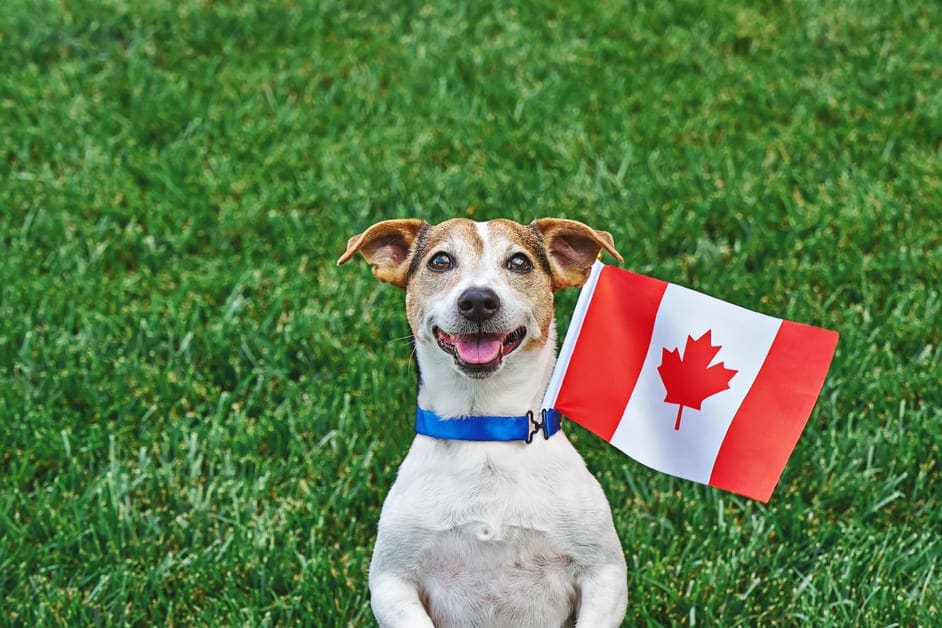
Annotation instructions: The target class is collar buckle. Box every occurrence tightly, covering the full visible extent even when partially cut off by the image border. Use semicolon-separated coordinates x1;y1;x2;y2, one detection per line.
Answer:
526;409;551;444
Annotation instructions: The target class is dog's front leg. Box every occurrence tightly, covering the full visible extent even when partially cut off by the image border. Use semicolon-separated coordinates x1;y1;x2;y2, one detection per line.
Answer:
370;573;434;628
575;562;629;627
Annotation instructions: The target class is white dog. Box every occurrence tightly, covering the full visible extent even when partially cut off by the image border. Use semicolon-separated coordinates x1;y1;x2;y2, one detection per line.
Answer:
338;217;628;627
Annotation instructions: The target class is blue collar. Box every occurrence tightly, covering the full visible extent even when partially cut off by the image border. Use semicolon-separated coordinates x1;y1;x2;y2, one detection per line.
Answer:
415;408;562;443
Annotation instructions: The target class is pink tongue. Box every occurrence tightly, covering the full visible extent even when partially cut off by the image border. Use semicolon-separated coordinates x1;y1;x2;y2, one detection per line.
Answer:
455;335;503;364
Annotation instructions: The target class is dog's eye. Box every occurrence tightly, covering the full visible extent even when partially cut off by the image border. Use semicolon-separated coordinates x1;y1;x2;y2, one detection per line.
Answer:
506;253;533;274
428;252;454;272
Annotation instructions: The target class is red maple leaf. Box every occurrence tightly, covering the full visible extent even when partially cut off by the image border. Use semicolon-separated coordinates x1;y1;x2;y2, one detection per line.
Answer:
657;330;738;430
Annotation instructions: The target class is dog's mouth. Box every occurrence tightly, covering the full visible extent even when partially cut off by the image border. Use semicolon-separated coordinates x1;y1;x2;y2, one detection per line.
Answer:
433;326;527;375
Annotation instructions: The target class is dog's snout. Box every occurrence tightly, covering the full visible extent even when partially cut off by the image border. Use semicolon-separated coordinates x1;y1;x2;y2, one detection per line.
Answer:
457;287;501;323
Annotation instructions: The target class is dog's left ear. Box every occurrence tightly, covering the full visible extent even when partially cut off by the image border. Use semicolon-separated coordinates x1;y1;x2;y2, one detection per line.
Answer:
337;219;428;288
530;218;624;290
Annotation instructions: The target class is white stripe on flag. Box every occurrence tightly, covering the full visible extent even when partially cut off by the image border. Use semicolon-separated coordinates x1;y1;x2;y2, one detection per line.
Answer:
608;283;783;484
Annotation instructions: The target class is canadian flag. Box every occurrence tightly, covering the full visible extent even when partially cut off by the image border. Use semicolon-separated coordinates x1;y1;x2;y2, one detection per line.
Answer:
543;262;839;502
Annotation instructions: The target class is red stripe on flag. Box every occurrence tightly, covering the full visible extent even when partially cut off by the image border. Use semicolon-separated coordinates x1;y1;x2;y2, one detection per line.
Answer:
555;267;668;441
708;321;839;502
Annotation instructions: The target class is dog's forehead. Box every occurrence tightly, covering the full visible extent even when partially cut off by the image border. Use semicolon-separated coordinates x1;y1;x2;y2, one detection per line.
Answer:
421;218;541;259
421;219;484;257
484;219;543;252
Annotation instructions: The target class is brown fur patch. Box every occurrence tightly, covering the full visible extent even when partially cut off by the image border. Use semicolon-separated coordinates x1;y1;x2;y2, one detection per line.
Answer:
489;219;552;274
404;219;484;329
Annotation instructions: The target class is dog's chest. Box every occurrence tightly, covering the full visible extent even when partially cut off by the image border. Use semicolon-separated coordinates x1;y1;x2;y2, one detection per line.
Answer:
417;523;577;627
379;440;589;626
387;439;576;538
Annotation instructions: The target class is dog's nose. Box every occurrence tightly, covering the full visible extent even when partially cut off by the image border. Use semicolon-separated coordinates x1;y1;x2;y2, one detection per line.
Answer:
457;287;501;323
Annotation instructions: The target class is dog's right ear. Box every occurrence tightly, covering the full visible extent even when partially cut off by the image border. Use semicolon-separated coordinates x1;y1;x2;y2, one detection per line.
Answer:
337;219;428;288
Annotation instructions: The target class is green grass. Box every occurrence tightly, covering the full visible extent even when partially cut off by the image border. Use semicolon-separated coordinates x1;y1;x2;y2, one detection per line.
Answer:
1;0;939;624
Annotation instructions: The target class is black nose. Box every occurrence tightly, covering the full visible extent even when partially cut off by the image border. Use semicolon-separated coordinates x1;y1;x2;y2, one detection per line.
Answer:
457;287;501;323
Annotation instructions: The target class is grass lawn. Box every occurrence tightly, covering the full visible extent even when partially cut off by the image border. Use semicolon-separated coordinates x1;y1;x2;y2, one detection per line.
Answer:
1;0;940;624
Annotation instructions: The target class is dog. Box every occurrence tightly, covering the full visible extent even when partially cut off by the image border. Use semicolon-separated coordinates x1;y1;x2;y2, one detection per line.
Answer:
338;217;628;627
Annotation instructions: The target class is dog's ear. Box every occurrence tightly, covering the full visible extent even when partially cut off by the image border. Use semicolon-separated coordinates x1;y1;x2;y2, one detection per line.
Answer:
530;218;624;290
337;219;428;288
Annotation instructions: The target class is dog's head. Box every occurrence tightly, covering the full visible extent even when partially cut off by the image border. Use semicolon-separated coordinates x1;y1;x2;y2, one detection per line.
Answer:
338;218;622;379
